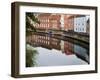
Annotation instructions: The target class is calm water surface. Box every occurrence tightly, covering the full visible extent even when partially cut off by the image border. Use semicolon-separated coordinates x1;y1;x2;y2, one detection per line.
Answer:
26;34;89;67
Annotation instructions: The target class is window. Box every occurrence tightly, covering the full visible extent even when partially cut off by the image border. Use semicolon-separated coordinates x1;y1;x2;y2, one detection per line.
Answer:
83;28;84;31
80;28;81;31
82;23;84;26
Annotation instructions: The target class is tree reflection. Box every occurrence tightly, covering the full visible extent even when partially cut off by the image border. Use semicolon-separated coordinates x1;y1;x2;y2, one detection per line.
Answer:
26;44;38;67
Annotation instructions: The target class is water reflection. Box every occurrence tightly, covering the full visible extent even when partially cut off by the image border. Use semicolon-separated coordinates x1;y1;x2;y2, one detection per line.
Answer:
26;33;89;67
26;44;38;67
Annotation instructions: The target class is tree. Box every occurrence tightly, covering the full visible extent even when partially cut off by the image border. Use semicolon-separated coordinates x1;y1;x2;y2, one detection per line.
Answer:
26;46;38;67
26;13;40;36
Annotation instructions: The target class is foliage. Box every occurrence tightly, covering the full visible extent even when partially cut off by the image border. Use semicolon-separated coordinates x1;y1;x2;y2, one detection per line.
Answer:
26;45;38;67
26;13;40;36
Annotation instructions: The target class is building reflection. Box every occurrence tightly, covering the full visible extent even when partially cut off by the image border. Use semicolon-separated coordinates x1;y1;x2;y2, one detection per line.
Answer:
26;34;89;63
26;34;61;50
74;44;89;63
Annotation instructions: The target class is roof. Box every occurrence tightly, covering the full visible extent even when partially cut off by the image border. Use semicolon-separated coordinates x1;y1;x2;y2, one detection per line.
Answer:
38;13;51;17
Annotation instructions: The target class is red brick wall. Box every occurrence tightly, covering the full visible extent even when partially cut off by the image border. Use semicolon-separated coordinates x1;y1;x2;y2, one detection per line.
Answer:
34;13;75;31
64;15;74;31
35;13;51;30
49;14;61;30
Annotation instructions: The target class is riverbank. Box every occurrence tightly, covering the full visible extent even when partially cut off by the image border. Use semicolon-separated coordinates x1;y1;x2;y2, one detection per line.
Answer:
33;31;89;44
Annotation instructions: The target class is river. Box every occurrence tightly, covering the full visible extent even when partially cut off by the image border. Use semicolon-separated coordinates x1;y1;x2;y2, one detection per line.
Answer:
26;33;89;67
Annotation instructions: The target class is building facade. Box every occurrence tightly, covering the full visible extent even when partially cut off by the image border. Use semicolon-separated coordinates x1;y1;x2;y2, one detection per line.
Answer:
66;15;74;31
74;15;87;33
33;13;75;32
60;14;74;31
35;13;51;30
49;14;61;30
31;13;90;34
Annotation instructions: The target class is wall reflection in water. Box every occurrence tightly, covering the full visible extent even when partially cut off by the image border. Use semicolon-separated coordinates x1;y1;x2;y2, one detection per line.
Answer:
26;33;89;67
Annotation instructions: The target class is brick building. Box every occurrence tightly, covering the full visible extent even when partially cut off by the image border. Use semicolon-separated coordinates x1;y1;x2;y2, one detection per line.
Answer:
34;13;75;32
63;15;74;31
31;13;89;34
35;13;51;30
49;14;61;30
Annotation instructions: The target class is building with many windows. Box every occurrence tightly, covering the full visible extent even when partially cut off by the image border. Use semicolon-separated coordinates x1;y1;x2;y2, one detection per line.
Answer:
49;14;61;30
35;13;51;30
74;15;87;33
32;13;90;34
60;14;74;31
34;13;76;32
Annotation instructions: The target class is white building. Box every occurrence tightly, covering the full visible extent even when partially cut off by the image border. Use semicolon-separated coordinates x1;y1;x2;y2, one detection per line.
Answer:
74;15;87;33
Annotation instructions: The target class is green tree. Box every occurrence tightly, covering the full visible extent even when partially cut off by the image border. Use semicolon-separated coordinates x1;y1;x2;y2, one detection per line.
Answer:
26;46;38;67
26;13;40;36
